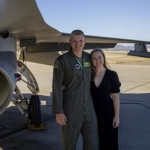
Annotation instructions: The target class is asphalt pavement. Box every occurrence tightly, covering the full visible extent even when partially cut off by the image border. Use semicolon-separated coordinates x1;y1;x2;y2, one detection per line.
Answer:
0;61;150;150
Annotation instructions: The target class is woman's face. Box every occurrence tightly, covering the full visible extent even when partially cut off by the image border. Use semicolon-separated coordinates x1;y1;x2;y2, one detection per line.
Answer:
91;51;104;68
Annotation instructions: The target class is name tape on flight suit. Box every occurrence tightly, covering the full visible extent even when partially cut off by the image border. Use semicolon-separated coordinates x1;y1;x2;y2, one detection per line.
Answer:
84;62;90;67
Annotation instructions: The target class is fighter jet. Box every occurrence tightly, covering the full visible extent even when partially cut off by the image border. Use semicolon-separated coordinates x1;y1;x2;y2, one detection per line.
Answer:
0;0;149;129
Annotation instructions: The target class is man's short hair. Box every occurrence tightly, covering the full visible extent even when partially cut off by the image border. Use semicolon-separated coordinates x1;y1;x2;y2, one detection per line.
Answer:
70;30;85;38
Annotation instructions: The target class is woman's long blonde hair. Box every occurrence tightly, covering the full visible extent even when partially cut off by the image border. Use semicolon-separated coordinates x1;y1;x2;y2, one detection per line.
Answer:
90;48;110;78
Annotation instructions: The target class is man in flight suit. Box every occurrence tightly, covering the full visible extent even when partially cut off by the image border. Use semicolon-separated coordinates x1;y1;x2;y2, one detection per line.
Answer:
52;30;99;150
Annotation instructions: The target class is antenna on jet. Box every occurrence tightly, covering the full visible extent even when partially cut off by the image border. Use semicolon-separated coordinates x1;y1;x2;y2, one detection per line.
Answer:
0;31;9;39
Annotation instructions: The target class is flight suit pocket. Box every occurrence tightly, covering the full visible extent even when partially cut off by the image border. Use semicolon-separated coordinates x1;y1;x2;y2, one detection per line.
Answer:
85;67;91;77
73;69;82;78
63;93;76;120
66;68;81;78
68;67;82;78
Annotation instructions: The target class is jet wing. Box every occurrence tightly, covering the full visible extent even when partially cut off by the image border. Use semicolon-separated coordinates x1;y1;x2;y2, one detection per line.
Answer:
0;0;149;53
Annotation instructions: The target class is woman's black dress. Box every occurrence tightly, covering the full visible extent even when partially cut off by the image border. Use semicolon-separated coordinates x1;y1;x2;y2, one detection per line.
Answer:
91;69;121;150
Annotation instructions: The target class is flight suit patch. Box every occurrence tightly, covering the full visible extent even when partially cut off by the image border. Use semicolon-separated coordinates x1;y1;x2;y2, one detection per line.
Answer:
75;63;80;69
54;60;60;69
84;62;90;67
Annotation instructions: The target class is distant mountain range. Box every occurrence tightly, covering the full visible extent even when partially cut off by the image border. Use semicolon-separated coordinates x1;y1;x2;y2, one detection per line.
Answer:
105;44;150;51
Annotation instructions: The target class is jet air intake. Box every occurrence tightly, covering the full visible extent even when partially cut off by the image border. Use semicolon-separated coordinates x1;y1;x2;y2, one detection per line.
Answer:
0;37;17;114
0;67;13;114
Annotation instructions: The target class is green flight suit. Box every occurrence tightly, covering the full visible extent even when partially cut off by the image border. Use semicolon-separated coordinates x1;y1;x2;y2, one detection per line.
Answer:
52;49;99;150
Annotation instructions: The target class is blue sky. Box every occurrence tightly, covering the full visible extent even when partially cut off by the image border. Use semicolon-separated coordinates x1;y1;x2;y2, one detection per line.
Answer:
36;0;150;41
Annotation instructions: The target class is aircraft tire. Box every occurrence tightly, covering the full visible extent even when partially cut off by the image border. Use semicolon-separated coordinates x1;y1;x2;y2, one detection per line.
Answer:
28;95;42;125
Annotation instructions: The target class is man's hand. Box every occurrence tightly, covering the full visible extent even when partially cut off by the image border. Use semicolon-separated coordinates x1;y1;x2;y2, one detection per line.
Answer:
56;113;67;125
61;85;66;90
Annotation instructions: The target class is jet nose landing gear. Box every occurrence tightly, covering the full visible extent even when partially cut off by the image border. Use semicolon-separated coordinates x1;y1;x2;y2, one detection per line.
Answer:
14;61;46;130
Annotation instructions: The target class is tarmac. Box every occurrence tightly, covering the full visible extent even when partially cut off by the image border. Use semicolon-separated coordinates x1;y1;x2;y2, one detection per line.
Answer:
0;51;150;150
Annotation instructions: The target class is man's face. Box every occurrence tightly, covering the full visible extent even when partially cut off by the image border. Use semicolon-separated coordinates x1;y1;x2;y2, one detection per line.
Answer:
69;34;86;53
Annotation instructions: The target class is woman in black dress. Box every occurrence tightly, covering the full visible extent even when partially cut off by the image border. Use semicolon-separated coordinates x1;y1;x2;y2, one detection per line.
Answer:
90;48;121;150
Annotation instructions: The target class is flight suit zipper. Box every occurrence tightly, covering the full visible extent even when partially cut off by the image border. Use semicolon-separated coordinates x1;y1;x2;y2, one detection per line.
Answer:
75;56;86;117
